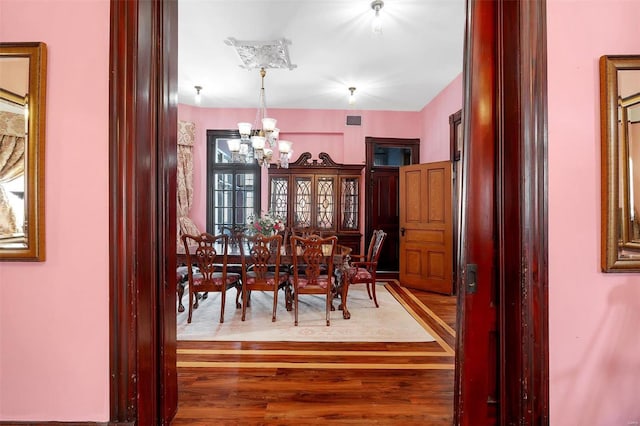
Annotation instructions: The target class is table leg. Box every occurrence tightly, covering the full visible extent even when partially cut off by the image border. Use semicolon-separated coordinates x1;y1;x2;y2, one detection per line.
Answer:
339;279;351;319
285;283;293;311
177;282;185;312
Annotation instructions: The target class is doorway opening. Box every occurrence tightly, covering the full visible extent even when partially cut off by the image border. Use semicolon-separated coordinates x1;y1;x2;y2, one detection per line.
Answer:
365;137;420;275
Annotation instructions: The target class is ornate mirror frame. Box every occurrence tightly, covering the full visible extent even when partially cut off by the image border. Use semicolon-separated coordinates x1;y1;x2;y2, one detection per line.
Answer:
0;42;47;261
600;55;640;272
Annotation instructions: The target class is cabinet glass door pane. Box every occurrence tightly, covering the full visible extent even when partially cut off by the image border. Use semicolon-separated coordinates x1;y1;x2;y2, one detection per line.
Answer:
341;177;359;230
316;177;335;230
270;177;288;223
294;176;312;228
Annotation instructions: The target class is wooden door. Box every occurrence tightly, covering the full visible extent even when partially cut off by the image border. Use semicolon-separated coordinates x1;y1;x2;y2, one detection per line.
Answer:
365;137;420;273
370;168;400;270
399;162;453;294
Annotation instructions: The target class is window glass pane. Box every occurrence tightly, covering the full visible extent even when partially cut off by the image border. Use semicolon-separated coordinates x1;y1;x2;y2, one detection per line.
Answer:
373;145;412;166
214;138;234;163
210;169;259;234
207;130;261;236
212;172;233;233
234;172;255;228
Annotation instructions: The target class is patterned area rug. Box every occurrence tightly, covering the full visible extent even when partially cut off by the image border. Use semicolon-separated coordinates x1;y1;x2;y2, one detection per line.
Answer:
177;283;435;342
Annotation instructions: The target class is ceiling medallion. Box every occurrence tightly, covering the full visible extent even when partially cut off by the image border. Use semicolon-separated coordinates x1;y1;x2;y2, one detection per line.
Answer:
224;37;297;70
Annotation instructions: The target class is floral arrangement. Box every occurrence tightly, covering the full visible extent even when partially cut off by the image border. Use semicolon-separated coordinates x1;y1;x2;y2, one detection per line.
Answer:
247;211;285;236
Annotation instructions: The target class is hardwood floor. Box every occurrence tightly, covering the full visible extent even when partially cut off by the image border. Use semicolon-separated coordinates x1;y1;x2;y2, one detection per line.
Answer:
173;281;457;425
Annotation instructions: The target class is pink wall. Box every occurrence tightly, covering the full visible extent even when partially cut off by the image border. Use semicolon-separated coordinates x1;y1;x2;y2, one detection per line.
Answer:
420;74;463;163
547;0;640;424
178;106;425;233
0;0;110;422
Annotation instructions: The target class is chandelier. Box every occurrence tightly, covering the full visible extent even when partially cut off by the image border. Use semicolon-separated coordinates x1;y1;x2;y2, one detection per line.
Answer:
228;67;293;168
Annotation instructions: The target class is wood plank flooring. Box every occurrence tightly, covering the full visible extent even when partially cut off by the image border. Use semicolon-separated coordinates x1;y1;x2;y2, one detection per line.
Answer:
173;280;457;425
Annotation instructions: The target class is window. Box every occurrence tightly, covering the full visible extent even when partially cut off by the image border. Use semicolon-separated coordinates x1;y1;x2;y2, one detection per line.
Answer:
206;130;261;236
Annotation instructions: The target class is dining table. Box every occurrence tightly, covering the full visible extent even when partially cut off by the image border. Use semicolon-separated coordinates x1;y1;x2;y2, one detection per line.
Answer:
176;241;355;320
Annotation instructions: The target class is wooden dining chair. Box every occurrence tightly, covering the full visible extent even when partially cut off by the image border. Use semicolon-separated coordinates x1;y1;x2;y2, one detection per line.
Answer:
289;234;338;326
181;233;242;324
238;233;289;322
345;229;387;307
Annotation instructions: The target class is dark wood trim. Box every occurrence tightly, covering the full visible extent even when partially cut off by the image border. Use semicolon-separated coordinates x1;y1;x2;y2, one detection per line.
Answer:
109;0;177;424
364;137;419;252
109;1;137;421
449;109;462;162
454;0;498;421
158;0;179;421
0;423;133;426
450;109;463;293
106;0;550;424
497;1;549;423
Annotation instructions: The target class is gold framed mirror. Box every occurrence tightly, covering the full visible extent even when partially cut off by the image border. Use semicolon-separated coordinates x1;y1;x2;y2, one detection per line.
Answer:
600;55;640;272
0;42;46;261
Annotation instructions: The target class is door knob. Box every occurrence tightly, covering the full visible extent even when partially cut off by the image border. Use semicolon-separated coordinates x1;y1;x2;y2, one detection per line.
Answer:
400;227;406;236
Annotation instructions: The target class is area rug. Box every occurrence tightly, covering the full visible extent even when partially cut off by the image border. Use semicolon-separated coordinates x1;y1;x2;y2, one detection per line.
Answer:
177;283;435;342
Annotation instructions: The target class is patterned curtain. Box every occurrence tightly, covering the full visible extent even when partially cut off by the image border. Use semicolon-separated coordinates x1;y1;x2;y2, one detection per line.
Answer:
0;111;25;235
176;120;201;249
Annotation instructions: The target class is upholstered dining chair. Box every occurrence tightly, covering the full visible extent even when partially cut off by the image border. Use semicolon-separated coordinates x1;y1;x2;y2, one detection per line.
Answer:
238;233;289;321
289;234;338;326
181;233;242;324
345;229;387;307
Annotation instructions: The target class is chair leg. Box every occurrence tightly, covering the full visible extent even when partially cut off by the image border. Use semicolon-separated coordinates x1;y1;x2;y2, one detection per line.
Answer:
235;285;242;309
294;290;299;326
219;291;226;324
241;287;248;321
366;283;373;300
371;281;379;308
325;293;331;326
187;289;193;323
272;288;278;322
177;282;185;313
285;283;293;311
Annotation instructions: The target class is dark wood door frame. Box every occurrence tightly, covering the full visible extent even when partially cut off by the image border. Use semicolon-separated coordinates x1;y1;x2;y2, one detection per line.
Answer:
109;1;178;424
364;137;419;273
450;109;462;292
106;0;549;424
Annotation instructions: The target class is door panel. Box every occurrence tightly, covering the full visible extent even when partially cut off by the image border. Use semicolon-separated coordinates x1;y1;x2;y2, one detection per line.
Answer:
371;170;399;270
399;162;453;294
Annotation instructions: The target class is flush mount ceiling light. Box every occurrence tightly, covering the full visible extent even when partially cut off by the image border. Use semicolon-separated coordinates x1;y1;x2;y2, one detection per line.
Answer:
194;85;202;104
371;0;384;34
224;37;297;70
348;87;356;105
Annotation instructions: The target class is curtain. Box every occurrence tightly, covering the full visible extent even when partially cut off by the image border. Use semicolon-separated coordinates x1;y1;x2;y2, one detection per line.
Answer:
0;111;25;235
176;120;201;249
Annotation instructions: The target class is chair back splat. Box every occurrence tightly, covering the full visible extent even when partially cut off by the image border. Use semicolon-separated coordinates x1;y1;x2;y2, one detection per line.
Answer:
181;233;242;324
290;234;338;326
239;233;290;322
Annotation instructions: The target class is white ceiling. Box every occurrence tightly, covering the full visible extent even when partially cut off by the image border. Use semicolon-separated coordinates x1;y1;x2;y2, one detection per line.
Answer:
178;0;465;112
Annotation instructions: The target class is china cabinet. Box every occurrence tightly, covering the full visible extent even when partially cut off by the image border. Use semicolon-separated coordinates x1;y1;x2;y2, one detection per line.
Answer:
268;152;364;252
